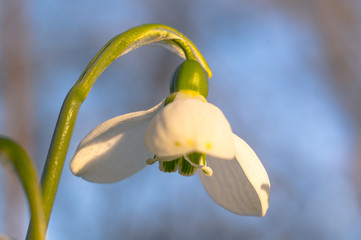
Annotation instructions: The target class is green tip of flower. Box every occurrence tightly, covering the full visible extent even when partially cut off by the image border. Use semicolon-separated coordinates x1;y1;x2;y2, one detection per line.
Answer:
186;152;206;165
179;157;196;176
170;60;209;98
160;158;179;173
152;152;211;177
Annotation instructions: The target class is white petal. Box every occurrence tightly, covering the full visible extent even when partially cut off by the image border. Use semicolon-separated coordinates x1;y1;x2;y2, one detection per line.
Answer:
199;134;270;216
144;98;235;159
70;101;164;183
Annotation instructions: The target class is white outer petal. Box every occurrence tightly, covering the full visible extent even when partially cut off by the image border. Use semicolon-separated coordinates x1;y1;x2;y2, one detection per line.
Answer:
144;98;234;159
70;101;164;183
199;134;270;216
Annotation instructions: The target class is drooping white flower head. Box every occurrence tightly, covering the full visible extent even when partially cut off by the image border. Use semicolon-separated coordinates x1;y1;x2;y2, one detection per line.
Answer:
70;60;270;216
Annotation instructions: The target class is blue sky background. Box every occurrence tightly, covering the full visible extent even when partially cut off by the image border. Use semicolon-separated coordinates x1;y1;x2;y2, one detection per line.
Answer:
1;1;361;239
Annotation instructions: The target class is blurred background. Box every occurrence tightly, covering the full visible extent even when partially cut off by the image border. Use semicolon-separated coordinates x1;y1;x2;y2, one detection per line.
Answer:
1;0;361;239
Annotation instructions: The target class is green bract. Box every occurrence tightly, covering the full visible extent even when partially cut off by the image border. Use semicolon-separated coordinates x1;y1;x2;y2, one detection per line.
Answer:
170;60;209;98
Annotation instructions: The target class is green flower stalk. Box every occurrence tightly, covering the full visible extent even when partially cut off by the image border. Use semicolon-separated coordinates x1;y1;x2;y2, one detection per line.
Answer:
36;24;212;233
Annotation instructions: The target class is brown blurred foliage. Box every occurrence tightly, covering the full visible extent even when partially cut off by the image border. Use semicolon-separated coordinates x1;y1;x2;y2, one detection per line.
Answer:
1;0;32;238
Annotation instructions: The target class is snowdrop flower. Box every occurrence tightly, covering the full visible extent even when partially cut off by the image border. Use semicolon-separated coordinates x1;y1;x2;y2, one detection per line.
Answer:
70;60;270;216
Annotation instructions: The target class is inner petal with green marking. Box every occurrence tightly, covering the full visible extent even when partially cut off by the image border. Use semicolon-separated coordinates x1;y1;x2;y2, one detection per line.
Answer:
146;152;213;177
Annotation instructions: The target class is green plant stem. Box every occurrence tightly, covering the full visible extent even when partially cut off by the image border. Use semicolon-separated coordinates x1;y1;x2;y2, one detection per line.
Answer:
34;24;212;233
0;137;46;240
40;92;82;225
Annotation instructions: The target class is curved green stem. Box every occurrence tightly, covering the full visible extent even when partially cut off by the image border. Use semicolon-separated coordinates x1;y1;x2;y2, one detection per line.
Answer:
0;137;46;240
37;24;212;230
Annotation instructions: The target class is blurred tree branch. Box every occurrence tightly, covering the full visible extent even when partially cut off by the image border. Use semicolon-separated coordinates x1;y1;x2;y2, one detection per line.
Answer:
1;0;33;238
309;0;361;204
275;0;361;203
